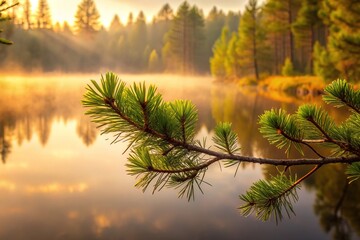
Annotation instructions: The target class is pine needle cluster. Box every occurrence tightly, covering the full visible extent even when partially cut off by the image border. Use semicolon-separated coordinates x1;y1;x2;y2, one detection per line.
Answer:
0;1;18;45
83;73;360;222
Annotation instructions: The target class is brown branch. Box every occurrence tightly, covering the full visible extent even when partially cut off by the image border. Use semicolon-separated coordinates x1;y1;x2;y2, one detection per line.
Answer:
104;97;360;170
0;2;19;12
259;165;321;209
279;129;324;158
285;164;321;195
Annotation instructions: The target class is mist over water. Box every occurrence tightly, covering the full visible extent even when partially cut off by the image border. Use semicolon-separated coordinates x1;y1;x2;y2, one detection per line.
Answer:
0;74;359;240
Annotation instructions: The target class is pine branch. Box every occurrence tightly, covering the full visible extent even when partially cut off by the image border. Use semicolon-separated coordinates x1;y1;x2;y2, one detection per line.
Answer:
239;173;299;224
239;165;321;224
83;73;360;222
0;2;19;12
346;162;360;183
323;79;360;114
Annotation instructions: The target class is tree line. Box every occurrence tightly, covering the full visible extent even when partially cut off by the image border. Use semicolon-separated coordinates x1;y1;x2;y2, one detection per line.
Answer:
0;0;239;73
211;0;360;83
1;0;358;82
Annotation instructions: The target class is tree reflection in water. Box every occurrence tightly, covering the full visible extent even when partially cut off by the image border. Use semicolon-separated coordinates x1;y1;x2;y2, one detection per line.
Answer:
314;165;360;240
76;116;98;146
0;124;11;164
0;76;99;162
210;82;360;239
0;75;358;239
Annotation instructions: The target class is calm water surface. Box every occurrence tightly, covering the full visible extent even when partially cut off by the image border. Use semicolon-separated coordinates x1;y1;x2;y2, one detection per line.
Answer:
0;74;359;240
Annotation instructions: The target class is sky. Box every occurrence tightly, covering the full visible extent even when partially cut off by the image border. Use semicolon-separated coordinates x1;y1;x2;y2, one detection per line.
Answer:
29;0;250;28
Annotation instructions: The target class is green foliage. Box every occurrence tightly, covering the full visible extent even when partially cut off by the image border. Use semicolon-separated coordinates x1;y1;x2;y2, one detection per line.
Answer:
148;49;161;72
281;58;296;77
162;1;205;73
236;0;266;80
84;74;360;223
213;122;240;155
83;72;206;200
292;0;324;74
297;104;335;140
259;109;303;155
239;173;299;223
323;79;360;113
318;0;360;81
346;163;360;183
313;42;340;83
210;26;230;79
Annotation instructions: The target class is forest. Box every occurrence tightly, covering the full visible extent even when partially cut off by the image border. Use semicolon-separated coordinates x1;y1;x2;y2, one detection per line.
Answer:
0;0;359;85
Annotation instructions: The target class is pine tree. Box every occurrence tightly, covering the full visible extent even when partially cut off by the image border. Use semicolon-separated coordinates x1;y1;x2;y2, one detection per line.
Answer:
263;0;301;73
313;41;339;83
149;4;173;57
210;26;230;80
319;0;360;81
126;12;133;27
129;11;148;69
292;0;325;74
204;6;226;72
224;32;240;79
148;49;161;72
22;0;32;29
83;72;360;222
157;3;173;21
62;21;73;35
236;0;266;81
225;11;241;33
162;1;205;73
74;0;101;36
281;58;295;76
109;14;122;33
36;0;52;29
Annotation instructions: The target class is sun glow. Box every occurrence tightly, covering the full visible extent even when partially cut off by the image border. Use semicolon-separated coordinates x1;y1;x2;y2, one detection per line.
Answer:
27;0;148;28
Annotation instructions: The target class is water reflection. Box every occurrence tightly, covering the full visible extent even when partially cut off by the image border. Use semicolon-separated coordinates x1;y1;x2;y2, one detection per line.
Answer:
313;165;360;240
210;81;359;239
0;75;99;163
0;74;358;240
76;117;97;146
0;124;11;163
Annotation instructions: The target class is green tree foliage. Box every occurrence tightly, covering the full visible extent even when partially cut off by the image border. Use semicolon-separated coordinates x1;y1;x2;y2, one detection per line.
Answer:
204;6;226;71
318;0;360;81
83;73;360;222
292;0;326;74
210;26;230;80
313;41;340;83
129;11;148;69
225;10;240;33
263;0;301;74
148;4;173;62
236;0;268;81
281;58;296;76
162;1;205;73
74;0;101;36
36;0;52;29
148;49;161;72
224;32;241;79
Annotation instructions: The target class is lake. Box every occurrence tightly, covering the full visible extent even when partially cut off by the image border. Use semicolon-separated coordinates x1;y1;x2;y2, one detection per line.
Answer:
0;74;359;240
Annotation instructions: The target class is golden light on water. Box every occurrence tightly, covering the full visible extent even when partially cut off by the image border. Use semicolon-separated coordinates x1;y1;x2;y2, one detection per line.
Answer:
26;183;89;193
0;74;340;239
